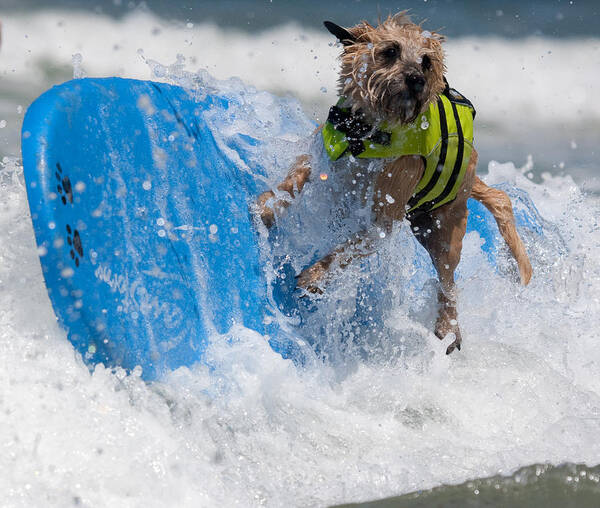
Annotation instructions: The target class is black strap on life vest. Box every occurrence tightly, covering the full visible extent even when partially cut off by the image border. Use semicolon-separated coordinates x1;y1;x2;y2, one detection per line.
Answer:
443;77;476;119
326;105;391;158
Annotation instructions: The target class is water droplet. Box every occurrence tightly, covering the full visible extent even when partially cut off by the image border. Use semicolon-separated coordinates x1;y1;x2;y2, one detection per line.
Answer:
60;267;74;278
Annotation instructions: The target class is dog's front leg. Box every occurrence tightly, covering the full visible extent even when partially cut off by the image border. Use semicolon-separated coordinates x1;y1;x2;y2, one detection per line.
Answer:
296;155;425;294
256;149;317;229
295;223;390;294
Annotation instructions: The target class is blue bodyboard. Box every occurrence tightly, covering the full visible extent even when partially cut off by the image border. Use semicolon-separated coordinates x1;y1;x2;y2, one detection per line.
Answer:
22;78;284;380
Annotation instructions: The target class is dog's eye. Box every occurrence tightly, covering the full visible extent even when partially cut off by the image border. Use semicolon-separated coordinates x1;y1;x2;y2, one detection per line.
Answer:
421;55;432;71
381;45;400;62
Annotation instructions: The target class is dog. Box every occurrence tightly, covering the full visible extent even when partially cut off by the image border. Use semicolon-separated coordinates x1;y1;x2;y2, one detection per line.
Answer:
256;12;532;354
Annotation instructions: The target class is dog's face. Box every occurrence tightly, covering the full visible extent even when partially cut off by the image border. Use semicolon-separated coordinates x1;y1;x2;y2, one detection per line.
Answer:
325;13;446;124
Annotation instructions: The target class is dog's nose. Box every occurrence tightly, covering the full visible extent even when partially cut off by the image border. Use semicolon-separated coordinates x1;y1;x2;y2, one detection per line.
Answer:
406;74;425;94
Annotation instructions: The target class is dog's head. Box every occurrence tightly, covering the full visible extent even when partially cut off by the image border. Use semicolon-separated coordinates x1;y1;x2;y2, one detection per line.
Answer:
324;12;446;124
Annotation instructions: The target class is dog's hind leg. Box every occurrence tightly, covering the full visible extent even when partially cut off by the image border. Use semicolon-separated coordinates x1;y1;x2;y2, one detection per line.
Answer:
471;177;532;285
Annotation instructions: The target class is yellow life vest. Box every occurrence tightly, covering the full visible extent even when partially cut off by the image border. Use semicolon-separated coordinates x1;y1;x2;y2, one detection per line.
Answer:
322;86;475;214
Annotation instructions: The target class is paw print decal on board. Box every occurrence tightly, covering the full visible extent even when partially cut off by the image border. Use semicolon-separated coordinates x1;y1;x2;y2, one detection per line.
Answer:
66;224;84;267
55;162;73;205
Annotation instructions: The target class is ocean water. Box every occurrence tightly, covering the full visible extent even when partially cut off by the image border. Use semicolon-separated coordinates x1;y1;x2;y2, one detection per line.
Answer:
336;464;600;507
0;5;599;188
1;3;600;507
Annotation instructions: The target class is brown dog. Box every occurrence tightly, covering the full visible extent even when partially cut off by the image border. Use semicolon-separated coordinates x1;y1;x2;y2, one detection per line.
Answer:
256;13;532;354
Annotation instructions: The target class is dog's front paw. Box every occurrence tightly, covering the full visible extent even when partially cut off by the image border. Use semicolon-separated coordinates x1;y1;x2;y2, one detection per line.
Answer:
296;262;329;295
435;314;462;355
255;190;276;228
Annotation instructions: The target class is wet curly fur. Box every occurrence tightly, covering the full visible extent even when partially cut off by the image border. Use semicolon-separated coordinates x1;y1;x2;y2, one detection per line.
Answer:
336;12;446;124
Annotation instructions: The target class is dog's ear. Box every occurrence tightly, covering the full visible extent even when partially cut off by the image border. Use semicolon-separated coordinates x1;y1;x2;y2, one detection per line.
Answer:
323;21;357;46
